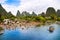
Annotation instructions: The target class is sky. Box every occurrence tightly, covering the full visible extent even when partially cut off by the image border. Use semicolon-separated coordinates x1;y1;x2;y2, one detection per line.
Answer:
0;0;60;15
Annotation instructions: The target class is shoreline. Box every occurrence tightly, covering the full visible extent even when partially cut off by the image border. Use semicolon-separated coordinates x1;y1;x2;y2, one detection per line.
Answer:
0;21;60;30
0;21;40;29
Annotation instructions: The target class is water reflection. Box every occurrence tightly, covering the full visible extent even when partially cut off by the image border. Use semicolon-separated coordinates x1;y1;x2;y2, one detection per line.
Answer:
0;24;60;40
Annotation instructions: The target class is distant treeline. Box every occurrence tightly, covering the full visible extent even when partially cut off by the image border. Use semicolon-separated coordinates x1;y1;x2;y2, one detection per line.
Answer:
0;4;60;22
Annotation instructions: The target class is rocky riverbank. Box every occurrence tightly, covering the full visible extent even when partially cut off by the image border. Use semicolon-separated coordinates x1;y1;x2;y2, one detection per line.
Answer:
0;21;41;30
0;20;60;30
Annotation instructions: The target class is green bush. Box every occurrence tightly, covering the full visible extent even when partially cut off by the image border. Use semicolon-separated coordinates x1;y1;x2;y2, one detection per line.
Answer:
35;16;46;22
57;17;60;21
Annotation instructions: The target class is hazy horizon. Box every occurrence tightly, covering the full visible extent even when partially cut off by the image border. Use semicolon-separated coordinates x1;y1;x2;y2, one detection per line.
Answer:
0;0;60;15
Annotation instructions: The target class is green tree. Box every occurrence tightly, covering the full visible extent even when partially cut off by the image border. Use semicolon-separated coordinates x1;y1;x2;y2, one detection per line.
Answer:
50;14;57;20
57;17;60;21
35;16;46;22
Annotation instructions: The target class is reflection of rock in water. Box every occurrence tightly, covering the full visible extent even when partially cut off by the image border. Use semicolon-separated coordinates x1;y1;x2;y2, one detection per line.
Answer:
0;33;3;35
0;30;4;35
22;28;24;30
21;26;25;30
48;26;54;33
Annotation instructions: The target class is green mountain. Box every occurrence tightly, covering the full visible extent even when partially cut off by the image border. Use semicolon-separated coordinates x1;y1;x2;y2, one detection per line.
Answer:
0;4;8;18
46;7;57;17
31;12;37;16
0;4;15;20
57;10;60;17
7;12;15;18
16;10;21;17
22;11;30;16
40;12;46;17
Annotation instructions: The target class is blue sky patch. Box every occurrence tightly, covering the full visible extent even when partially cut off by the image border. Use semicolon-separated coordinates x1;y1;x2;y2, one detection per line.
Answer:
5;0;20;6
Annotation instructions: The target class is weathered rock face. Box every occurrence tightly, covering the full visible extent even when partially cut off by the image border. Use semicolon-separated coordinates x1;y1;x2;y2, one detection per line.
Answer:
46;7;56;17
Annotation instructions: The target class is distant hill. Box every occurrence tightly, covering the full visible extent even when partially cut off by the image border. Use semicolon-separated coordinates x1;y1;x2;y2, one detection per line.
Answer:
0;4;60;21
57;10;60;17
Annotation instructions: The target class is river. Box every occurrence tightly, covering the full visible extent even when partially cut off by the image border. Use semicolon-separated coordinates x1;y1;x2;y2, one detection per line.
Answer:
0;23;60;40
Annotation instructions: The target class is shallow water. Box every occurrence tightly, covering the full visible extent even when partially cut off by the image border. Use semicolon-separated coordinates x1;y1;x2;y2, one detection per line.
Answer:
0;24;60;40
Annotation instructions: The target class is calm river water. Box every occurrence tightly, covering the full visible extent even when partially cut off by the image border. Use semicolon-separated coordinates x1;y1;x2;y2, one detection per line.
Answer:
0;24;60;40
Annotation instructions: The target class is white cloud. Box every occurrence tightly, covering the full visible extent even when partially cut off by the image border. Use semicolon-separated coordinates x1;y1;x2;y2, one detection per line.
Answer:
18;0;43;13
1;0;60;15
0;0;6;3
2;4;18;15
18;0;60;14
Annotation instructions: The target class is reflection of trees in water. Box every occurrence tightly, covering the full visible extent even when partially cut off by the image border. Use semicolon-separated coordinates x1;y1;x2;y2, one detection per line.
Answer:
0;27;4;35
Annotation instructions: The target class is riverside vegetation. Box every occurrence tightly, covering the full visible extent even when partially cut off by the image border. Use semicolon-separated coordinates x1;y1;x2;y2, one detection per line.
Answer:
0;4;60;30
